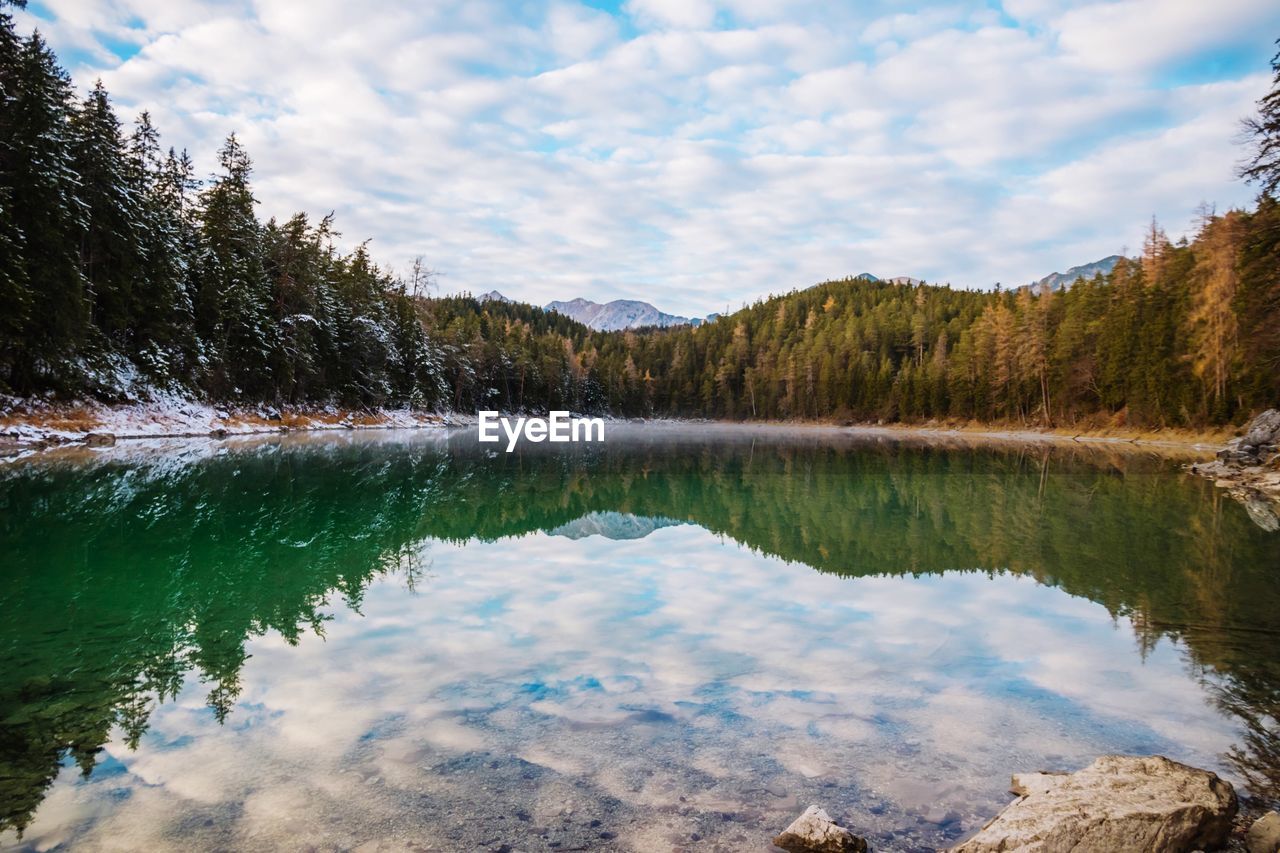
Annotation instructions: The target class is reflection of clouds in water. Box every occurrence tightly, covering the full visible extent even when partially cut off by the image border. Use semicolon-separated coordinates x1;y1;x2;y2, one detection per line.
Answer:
12;524;1243;851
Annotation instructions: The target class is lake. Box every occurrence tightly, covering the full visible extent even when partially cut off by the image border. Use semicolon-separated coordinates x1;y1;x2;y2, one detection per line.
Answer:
1;425;1277;852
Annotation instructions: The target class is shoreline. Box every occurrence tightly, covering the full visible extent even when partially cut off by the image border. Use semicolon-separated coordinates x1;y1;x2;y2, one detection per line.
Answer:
16;402;1274;524
0;399;1235;457
0;397;477;457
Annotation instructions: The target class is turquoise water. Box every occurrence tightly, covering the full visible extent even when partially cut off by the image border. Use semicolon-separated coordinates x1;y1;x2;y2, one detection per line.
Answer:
1;426;1277;851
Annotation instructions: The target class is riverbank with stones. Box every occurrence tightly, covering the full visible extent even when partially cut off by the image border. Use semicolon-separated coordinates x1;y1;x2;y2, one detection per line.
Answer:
772;756;1279;853
1189;409;1280;531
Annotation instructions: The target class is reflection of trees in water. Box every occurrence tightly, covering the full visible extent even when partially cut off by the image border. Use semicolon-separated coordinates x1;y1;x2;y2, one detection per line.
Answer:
1;433;1277;834
1222;671;1280;803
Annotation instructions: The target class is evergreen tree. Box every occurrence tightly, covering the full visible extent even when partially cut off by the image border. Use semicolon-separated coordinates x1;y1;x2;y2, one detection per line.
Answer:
3;31;87;392
0;7;30;386
70;80;142;349
1241;39;1280;196
125;114;198;382
196;133;276;398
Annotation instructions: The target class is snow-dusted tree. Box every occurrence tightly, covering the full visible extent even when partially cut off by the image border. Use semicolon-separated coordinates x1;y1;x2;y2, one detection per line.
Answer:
3;30;88;391
195;133;277;398
0;6;29;383
123;113;199;384
70;80;143;349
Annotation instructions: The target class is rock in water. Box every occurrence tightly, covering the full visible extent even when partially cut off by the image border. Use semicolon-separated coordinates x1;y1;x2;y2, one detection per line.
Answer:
773;805;868;853
1249;812;1280;853
950;755;1237;852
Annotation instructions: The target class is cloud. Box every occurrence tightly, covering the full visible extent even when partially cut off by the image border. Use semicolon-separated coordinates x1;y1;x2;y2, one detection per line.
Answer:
12;0;1280;315
625;0;719;30
13;522;1246;849
1052;0;1279;74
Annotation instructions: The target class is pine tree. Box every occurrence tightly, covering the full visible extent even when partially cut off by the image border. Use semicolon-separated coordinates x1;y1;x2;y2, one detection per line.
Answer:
1241;39;1280;196
196;133;276;398
71;80;143;350
1188;211;1244;416
0;7;30;386
1235;196;1280;406
1140;216;1171;284
126;115;198;383
4;31;88;391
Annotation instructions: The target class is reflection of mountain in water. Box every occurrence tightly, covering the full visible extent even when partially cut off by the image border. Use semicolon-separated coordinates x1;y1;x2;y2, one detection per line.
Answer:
548;512;686;541
1;430;1277;833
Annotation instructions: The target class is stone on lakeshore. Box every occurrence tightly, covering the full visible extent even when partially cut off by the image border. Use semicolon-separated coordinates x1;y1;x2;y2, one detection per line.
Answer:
773;805;868;853
1009;771;1068;797
1243;496;1280;532
1249;811;1280;853
1242;409;1280;450
950;755;1237;853
1218;447;1260;465
83;432;116;447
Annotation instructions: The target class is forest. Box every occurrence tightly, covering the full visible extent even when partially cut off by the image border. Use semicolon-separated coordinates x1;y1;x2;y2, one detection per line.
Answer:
2;4;1278;428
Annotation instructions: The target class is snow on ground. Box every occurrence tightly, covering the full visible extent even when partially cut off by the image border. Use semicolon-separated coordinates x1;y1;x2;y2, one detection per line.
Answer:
0;392;473;450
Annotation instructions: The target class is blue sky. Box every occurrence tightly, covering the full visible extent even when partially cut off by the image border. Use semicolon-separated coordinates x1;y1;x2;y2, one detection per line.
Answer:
17;0;1280;315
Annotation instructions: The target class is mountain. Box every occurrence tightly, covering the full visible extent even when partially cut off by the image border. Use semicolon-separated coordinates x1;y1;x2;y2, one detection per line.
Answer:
547;512;687;541
1031;255;1125;292
477;290;512;302
545;298;697;331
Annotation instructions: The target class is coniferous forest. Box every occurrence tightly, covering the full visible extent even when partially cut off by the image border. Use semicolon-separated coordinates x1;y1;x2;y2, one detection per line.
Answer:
2;3;1279;429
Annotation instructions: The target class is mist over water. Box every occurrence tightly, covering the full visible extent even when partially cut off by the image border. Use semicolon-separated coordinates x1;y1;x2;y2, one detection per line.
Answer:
1;426;1277;851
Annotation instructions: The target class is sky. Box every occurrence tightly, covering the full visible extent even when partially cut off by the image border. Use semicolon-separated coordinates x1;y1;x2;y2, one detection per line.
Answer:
16;0;1280;316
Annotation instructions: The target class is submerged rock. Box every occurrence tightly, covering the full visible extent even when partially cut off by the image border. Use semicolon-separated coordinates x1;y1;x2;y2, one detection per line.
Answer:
773;805;868;853
950;755;1237;853
1249;812;1280;853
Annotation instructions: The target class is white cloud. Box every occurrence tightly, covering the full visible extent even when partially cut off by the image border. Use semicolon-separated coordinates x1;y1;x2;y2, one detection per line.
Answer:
625;0;718;30
12;0;1280;315
1053;0;1279;74
13;518;1246;850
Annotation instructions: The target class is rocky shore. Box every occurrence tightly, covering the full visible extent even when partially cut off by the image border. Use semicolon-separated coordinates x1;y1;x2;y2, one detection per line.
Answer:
773;756;1278;853
1189;409;1280;531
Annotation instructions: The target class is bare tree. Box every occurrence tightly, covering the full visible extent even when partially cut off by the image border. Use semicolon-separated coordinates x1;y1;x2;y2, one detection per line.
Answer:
408;256;439;298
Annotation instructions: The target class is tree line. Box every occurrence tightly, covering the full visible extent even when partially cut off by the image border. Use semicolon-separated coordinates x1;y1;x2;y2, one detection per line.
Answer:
2;6;1278;427
594;205;1280;426
0;6;453;407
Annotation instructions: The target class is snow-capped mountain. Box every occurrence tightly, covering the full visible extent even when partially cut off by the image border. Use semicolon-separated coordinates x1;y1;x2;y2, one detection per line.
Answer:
473;291;710;330
545;298;697;331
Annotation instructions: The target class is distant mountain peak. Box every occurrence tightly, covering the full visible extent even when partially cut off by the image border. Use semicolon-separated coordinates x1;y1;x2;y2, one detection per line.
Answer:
477;290;511;303
1031;255;1125;292
547;512;687;541
546;297;705;331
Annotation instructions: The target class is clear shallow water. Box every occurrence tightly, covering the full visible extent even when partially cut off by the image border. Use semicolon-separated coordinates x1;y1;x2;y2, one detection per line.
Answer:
1;426;1278;852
